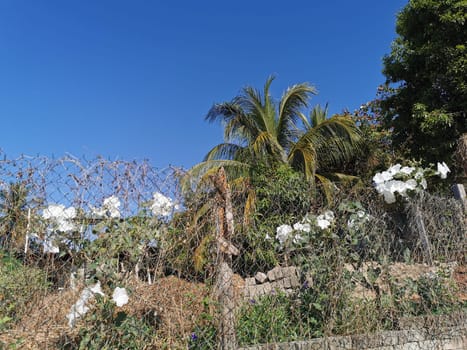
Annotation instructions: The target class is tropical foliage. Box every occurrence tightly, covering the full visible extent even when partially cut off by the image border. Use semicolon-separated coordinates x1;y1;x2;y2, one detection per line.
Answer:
184;76;363;191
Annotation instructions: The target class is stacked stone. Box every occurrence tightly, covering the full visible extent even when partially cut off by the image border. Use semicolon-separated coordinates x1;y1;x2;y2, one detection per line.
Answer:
243;266;302;301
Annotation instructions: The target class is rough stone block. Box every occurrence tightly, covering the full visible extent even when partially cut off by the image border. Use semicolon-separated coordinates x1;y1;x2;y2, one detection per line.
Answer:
289;273;300;288
255;271;268;284
263;282;272;294
245;277;256;287
267;266;284;281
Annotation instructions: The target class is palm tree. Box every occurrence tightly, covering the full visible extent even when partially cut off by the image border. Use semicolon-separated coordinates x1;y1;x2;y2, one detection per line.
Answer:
184;76;363;190
290;103;363;182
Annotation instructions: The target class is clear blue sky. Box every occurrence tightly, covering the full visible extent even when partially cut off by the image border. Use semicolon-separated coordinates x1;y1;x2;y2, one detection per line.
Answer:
0;0;407;169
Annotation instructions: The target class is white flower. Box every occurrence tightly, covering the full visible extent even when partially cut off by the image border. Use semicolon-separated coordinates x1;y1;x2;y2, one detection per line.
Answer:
323;210;335;221
381;189;396;204
292;233;304;245
103;196;121;218
348;210;370;229
404;179;418;191
316;210;335;229
112;287;129;307
373;171;393;185
387;164;402;176
293;222;311;233
67;281;105;328
436;162;450;179
42;204;76;232
316;217;331;229
92;196;121;218
388;180;407;195
400;166;415;175
88;281;105;296
151;192;178;217
420;178;427;189
276;224;293;246
265;234;272;240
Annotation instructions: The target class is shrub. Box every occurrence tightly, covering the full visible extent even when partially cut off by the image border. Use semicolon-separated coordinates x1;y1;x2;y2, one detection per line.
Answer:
0;251;50;328
59;298;154;350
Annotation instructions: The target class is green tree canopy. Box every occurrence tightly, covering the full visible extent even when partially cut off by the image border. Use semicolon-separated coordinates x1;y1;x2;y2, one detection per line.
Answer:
381;0;467;165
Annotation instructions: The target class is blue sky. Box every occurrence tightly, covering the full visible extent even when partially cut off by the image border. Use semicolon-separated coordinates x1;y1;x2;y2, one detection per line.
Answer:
0;0;407;169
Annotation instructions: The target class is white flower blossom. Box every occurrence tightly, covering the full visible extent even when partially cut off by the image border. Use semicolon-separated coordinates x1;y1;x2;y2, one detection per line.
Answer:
292;233;304;245
42;204;76;232
103;196;121;218
387;164;402;176
414;169;424;179
67;281;105;328
316;217;331;229
373;164;430;204
323;210;335;221
420;178;427;189
436;162;450;179
373;171;393;185
399;166;415;175
112;287;129;307
348;210;370;229
293;222;311;233
275;224;293;246
316;210;335;230
91;195;121;218
151;192;178;217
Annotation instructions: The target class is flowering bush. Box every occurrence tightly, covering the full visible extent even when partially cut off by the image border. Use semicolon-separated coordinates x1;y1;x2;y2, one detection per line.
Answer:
272;210;336;250
373;162;450;204
67;282;129;327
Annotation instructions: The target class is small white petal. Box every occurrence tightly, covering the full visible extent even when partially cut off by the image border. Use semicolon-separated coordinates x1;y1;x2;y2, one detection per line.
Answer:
436;162;450;179
112;287;129;307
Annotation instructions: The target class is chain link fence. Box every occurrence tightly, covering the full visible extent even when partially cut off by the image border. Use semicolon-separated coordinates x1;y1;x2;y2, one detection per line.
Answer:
0;155;465;349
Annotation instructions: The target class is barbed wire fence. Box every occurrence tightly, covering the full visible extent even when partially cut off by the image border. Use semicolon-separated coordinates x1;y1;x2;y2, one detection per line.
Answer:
0;154;465;349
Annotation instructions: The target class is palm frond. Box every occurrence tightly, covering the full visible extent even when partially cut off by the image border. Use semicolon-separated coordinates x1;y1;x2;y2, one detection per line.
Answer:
320;172;362;186
314;173;336;205
309;103;329;128
252;131;285;163
288;135;318;180
203;143;244;161
205;102;244;124
243;188;256;228
300;114;363;170
278;82;317;148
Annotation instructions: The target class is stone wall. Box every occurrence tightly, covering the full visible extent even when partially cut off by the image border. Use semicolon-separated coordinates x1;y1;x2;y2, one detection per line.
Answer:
239;314;466;350
243;266;304;301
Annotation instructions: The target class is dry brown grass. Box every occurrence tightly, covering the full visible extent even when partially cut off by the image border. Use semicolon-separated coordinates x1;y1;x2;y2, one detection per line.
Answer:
0;276;209;349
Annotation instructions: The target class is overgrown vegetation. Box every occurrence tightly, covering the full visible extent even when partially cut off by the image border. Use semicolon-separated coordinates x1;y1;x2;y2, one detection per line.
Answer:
1;1;466;348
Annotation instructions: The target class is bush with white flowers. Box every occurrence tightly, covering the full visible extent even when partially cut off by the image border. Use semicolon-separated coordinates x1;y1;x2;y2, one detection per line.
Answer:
67;282;129;328
273;210;336;249
373;162;450;204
